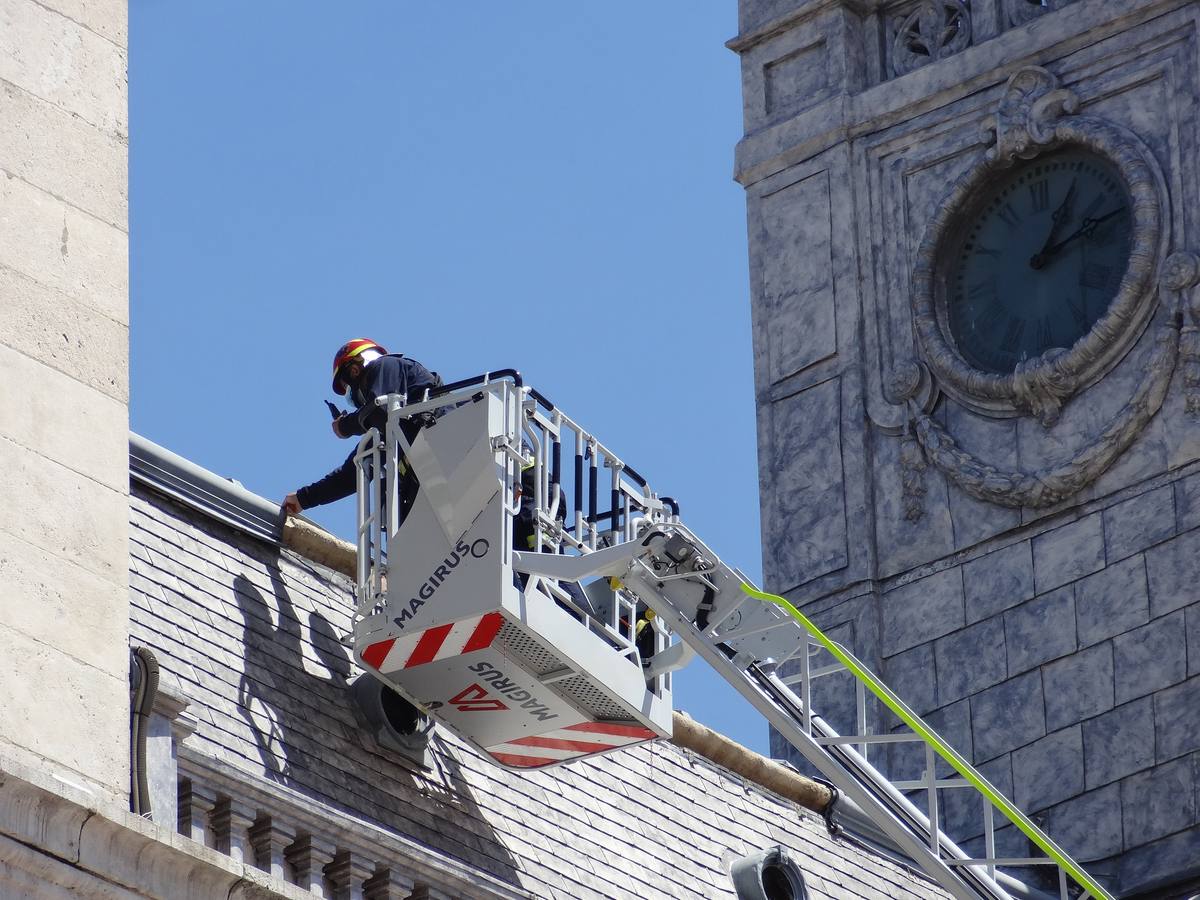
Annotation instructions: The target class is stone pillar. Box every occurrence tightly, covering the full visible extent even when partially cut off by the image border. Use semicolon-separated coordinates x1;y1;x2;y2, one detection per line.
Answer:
406;886;454;900
285;834;338;898
325;849;376;900
0;0;130;804
363;868;416;900
177;780;218;848
211;797;256;865
144;685;196;829
249;815;296;881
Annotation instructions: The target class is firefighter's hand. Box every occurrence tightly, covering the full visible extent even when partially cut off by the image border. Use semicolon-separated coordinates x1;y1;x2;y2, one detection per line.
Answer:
331;414;350;438
283;493;303;517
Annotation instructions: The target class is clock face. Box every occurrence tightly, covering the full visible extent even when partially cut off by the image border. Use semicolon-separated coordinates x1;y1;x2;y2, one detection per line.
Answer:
945;147;1134;375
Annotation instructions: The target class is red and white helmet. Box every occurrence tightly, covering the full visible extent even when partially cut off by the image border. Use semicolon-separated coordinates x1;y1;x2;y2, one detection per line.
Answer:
331;338;387;395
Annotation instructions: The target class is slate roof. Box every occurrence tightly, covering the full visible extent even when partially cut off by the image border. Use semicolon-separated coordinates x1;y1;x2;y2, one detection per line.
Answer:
128;474;948;900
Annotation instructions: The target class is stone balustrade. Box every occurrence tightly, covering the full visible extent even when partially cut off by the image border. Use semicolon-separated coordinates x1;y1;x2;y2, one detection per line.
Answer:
172;750;529;900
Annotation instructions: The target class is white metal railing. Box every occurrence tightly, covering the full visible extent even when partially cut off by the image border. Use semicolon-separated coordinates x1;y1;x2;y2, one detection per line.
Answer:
353;427;384;616
351;375;680;683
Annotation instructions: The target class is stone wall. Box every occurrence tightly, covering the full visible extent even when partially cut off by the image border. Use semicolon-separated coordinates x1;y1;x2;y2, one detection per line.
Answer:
874;467;1200;890
0;0;129;801
736;0;1200;894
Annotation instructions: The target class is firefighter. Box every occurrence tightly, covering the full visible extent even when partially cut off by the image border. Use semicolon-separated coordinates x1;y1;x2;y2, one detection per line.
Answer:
282;338;441;517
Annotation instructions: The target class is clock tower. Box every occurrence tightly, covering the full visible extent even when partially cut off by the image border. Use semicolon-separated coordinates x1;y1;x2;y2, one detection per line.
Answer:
732;1;1200;895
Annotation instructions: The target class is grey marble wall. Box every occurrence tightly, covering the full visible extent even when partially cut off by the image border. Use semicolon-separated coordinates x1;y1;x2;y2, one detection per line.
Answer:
737;0;1200;895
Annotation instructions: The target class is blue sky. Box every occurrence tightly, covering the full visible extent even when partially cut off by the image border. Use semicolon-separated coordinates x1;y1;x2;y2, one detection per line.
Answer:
130;3;768;754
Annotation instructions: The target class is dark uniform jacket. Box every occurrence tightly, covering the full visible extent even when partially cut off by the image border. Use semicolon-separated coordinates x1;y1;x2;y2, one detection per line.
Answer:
296;354;440;509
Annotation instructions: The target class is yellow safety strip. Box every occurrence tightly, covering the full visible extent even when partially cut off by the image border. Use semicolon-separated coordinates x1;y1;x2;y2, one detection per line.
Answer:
334;341;376;376
740;583;1114;900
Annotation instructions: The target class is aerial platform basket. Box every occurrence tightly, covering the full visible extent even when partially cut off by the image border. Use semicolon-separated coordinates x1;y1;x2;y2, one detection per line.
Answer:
351;373;680;770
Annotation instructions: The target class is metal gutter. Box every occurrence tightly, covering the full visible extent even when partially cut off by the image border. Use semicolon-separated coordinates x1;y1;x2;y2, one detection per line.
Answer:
129;432;284;544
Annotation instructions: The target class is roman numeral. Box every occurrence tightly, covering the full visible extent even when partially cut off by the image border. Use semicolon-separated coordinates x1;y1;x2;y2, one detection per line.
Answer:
1000;317;1025;353
1029;180;1049;212
996;202;1021;229
974;244;1000;258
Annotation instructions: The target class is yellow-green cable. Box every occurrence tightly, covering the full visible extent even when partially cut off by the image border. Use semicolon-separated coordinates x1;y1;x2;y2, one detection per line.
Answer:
740;583;1113;900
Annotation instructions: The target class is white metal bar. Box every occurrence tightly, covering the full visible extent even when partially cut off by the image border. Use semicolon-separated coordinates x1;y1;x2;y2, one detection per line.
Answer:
818;733;930;746
572;425;585;552
927;744;940;853
891;776;971;789
857;679;868;762
984;802;996;881
800;634;812;735
588;439;599;551
523;422;544;553
945;859;1059;868
783;661;848;682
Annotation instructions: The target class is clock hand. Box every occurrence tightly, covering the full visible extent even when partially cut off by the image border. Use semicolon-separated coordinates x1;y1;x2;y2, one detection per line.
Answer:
1038;208;1124;260
1030;178;1076;269
1042;179;1076;247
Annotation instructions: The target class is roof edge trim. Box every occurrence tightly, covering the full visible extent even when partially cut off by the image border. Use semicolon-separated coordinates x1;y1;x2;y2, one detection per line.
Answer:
130;432;283;544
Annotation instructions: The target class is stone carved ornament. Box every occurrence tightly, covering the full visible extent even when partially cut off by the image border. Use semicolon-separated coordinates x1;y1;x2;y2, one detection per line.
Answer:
891;67;1199;515
892;1;972;78
1006;0;1076;28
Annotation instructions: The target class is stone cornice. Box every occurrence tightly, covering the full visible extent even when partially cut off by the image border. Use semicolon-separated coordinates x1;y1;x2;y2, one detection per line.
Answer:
0;751;310;900
727;0;875;54
733;0;1184;186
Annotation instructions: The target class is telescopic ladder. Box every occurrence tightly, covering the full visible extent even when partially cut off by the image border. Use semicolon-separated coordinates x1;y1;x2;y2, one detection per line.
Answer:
350;373;1112;900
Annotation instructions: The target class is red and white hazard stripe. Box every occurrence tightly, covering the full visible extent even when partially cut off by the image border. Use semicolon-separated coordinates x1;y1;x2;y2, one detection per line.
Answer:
361;611;504;674
487;721;659;768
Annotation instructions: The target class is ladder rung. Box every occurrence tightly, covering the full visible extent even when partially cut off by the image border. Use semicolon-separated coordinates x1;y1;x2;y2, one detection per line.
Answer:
783;661;846;682
945;858;1059;868
816;732;923;746
892;777;971;790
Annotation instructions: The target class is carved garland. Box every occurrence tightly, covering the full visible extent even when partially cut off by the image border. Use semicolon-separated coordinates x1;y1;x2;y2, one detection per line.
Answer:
906;292;1182;509
1170;253;1200;414
894;67;1195;515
